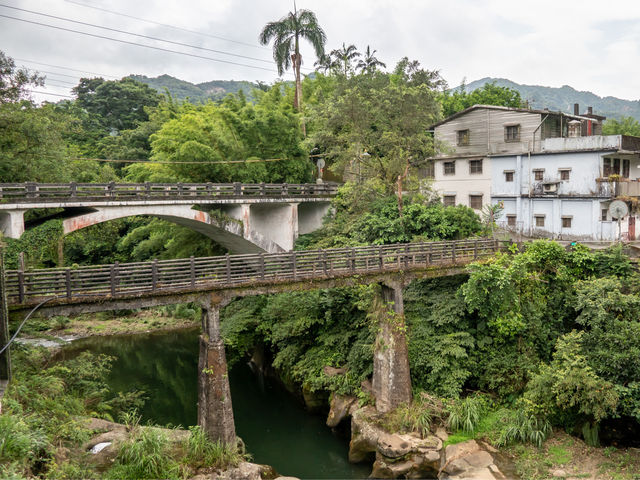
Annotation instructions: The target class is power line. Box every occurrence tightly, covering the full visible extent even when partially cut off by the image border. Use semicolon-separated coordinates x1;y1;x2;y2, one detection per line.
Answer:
1;4;275;66
43;81;74;88
0;14;281;74
70;157;288;165
14;57;118;78
34;69;79;79
28;90;74;98
64;0;271;52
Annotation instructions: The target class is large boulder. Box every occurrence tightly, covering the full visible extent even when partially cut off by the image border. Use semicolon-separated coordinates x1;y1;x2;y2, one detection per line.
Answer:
349;406;384;463
440;440;504;480
326;394;357;428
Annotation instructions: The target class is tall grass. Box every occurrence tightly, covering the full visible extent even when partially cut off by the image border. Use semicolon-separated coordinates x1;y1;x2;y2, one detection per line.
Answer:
106;427;181;480
183;426;245;470
495;409;551;448
446;394;489;433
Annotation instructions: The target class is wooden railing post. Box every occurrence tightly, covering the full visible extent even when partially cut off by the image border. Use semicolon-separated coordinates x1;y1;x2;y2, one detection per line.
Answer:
260;183;265;196
452;243;456;262
65;268;72;299
25;182;37;198
110;261;119;296
292;251;297;279
379;245;384;270
404;245;410;269
428;243;432;264
17;268;24;304
259;253;265;279
70;182;77;197
282;183;288;196
322;250;328;276
351;248;356;273
108;181;115;198
145;182;151;197
151;259;158;291
234;182;242;196
190;256;196;287
474;239;478;259
225;254;231;283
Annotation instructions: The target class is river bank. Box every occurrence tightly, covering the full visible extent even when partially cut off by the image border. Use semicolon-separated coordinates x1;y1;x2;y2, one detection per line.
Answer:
10;310;640;479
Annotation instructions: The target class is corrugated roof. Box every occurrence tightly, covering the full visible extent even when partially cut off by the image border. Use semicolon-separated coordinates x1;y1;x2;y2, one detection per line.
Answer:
429;104;601;129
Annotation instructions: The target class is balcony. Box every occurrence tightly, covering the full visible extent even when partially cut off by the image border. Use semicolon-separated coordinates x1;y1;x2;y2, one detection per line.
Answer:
597;179;640;198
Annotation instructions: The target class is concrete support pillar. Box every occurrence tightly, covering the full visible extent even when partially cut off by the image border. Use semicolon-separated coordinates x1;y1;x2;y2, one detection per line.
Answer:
372;283;412;413
197;303;236;446
249;203;299;251
0;211;25;239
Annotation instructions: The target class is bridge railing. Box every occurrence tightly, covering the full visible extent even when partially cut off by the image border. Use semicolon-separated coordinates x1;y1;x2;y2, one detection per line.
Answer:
5;239;498;305
0;182;339;203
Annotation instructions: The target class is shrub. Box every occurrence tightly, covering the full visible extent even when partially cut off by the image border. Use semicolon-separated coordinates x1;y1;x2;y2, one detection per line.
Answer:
446;394;490;433
183;425;244;470
495;409;551;448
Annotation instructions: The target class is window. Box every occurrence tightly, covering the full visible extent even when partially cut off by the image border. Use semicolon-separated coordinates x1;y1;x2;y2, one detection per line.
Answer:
507;215;516;226
559;169;571;181
534;169;544;181
603;158;612;177
444;161;455;175
535;215;545;227
469;159;483;174
469;194;483;209
443;195;456;207
562;216;572;228
419;161;435;179
601;209;608;221
504;171;514;182
623;159;630;178
504;125;520;142
457;129;470;146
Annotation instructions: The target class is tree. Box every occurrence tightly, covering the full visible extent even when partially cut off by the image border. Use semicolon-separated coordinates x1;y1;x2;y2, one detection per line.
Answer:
73;77;162;133
259;6;326;111
602;116;640;136
441;81;524;117
356;46;386;74
329;43;360;76
314;53;338;74
0;50;44;103
308;59;443;214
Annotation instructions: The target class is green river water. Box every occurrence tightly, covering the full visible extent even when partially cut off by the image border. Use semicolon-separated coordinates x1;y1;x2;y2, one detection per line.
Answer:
63;328;371;479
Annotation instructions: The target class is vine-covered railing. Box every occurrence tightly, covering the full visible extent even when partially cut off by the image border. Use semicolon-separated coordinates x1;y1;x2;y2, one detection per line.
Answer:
6;239;499;305
0;182;339;203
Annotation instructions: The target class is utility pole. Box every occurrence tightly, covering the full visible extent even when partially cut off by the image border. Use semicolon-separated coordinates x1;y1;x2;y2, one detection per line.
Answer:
0;236;11;409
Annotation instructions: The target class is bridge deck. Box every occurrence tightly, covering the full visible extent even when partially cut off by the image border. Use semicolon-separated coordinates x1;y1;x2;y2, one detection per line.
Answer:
6;239;498;309
0;182;338;208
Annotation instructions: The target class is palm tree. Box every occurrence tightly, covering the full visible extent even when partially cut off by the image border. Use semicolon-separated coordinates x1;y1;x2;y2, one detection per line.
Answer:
259;5;326;111
314;53;337;74
330;43;360;76
357;46;386;74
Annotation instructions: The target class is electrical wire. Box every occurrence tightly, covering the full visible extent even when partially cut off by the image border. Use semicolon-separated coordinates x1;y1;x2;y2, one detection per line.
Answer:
0;297;58;356
14;57;118;78
64;0;272;52
28;90;74;98
0;14;282;74
1;4;275;66
71;157;288;165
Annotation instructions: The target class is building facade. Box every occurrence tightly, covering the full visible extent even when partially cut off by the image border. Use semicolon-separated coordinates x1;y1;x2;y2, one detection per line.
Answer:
424;104;640;240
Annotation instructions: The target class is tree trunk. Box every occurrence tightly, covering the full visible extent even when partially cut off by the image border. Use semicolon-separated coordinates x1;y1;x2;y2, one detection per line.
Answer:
397;160;410;217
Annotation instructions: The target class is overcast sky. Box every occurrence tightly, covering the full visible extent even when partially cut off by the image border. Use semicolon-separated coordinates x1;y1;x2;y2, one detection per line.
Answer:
1;0;639;103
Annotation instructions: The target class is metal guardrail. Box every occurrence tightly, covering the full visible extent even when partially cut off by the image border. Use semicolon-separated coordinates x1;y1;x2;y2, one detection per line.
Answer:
0;182;339;203
6;239;499;306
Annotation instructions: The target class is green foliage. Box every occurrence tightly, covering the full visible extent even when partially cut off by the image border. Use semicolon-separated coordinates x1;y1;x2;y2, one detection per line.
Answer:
602;116;640;136
523;331;618;439
182;426;244;470
0;50;44;103
441;81;524;117
297;182;482;249
3;220;63;269
495;409;551;448
0;414;47;467
445;394;490;433
106;428;180;480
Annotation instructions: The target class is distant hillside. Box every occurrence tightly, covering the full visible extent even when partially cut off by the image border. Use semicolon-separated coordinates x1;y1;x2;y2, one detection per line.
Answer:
462;77;640;121
128;74;258;103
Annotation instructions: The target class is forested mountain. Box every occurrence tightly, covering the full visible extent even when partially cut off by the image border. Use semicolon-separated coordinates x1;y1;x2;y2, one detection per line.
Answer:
462;77;640;120
127;74;258;103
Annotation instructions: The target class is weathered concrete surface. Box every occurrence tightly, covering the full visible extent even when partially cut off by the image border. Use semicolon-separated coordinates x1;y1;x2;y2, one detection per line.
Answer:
2;199;331;253
197;305;236;446
61;204;284;254
372;283;412;412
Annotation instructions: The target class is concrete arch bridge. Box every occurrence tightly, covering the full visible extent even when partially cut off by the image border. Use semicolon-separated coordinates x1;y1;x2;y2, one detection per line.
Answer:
0;182;337;253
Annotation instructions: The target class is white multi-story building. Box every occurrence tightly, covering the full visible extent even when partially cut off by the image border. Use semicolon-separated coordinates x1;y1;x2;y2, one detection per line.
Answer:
422;104;640;241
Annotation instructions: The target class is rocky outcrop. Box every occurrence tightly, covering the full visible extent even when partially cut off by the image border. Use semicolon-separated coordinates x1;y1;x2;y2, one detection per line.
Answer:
347;408;507;479
440;440;506;480
349;407;442;478
326;394;357;428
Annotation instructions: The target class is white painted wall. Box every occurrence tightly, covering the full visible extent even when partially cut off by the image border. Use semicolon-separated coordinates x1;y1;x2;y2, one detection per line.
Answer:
432;157;491;211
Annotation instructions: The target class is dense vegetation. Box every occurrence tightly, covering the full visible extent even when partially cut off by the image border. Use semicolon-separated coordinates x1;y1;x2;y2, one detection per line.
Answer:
2;26;640;477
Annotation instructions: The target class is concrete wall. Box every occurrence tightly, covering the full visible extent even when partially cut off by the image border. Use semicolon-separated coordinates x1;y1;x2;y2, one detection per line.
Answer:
249;203;297;251
298;202;331;235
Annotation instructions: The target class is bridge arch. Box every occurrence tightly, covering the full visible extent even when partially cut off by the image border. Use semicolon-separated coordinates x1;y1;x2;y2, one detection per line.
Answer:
62;205;285;254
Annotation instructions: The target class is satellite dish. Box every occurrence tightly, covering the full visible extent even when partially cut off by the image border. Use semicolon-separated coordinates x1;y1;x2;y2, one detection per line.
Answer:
609;200;629;219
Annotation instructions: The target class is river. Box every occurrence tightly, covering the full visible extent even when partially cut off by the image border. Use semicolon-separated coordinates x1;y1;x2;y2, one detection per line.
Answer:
61;328;371;479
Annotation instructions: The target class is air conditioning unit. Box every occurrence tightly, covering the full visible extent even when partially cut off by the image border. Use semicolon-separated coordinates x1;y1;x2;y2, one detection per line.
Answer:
543;182;559;194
